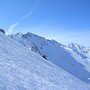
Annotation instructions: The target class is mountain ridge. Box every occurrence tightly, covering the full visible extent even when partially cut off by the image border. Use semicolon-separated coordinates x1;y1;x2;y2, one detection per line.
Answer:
9;32;90;84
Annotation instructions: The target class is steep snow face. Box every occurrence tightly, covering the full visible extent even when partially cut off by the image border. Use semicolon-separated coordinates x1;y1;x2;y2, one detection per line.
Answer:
1;33;90;90
66;43;90;72
9;32;90;84
64;45;90;80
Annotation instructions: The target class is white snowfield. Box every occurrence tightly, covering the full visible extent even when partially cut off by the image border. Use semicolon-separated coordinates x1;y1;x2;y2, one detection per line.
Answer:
9;32;90;84
0;33;90;90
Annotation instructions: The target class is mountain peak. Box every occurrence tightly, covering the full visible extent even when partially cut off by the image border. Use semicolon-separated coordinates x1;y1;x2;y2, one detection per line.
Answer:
68;43;88;53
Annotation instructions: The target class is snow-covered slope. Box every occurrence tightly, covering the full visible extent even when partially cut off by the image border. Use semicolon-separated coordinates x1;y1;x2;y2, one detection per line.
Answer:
1;33;90;89
9;32;90;84
66;43;90;71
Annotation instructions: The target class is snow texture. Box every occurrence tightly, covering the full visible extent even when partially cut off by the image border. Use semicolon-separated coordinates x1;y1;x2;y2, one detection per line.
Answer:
0;32;90;90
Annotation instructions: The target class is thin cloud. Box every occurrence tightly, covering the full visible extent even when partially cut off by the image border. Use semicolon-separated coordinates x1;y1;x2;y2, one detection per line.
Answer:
7;0;40;35
23;9;34;19
23;0;40;19
7;23;19;35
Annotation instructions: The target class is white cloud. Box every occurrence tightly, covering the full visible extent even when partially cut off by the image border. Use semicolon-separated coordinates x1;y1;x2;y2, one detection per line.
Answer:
23;10;34;19
6;23;19;35
6;0;40;35
23;0;40;19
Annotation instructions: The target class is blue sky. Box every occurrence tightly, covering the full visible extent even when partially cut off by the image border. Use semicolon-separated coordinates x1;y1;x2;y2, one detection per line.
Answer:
0;0;90;47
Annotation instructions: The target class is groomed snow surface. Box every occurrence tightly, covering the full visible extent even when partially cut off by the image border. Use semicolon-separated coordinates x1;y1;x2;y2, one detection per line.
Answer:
0;32;90;90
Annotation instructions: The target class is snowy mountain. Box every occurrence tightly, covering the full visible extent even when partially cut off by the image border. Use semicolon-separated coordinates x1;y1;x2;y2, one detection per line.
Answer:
68;43;89;54
0;32;90;89
9;32;90;84
68;43;90;59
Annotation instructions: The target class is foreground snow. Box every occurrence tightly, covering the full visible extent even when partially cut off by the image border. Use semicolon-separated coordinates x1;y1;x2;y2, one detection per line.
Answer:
0;33;90;90
9;32;90;84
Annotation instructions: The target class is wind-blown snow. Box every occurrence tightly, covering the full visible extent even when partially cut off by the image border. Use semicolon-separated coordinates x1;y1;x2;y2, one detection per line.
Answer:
9;32;90;84
0;32;90;89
